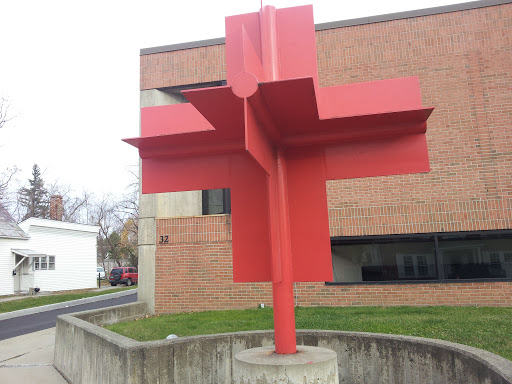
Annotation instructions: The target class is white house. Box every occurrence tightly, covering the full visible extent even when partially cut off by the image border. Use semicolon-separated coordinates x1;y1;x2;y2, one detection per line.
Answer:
0;204;30;296
0;201;100;295
17;218;100;293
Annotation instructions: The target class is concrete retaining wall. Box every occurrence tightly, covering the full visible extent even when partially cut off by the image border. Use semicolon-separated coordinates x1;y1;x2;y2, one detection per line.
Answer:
54;303;512;384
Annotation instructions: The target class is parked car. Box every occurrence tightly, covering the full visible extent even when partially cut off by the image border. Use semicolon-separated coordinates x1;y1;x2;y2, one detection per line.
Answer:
109;267;138;286
97;267;105;279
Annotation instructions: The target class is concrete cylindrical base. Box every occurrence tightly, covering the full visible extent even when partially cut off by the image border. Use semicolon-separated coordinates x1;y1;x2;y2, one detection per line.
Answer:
233;345;339;384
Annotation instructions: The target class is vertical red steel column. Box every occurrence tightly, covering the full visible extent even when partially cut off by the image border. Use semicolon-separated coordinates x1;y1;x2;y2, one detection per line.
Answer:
271;150;297;354
261;5;297;354
260;6;279;81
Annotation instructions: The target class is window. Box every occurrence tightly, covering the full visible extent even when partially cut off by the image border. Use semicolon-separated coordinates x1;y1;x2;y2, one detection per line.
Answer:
438;235;510;279
49;256;55;270
202;188;231;215
396;253;435;279
332;239;436;282
33;256;55;271
330;230;512;284
417;255;429;277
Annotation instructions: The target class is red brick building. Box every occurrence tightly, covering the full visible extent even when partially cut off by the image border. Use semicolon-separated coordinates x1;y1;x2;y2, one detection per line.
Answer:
137;0;512;314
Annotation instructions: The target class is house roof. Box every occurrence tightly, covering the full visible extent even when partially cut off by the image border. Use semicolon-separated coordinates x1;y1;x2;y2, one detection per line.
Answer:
19;217;100;234
0;204;29;239
11;248;47;258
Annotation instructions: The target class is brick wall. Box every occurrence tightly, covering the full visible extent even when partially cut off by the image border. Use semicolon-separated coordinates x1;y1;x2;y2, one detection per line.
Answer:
145;3;512;313
295;281;512;307
320;3;512;237
140;44;226;90
156;216;512;312
155;216;272;313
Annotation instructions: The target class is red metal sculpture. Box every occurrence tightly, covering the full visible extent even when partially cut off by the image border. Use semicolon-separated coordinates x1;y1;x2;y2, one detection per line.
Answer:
125;5;433;354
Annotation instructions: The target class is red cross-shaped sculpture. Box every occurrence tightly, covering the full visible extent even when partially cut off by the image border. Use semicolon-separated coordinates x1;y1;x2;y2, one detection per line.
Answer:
125;5;433;354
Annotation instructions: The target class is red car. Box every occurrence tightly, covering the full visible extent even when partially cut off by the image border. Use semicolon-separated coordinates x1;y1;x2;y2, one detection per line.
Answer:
109;267;138;286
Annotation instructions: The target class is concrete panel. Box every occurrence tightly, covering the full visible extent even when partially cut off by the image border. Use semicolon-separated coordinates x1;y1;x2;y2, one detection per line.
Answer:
55;304;145;384
139;192;156;219
215;336;233;384
138;217;155;246
156;191;202;218
139;190;202;219
137;245;156;314
174;339;204;383
73;301;147;325
134;342;174;383
140;89;186;108
137;89;204;315
139;88;202;220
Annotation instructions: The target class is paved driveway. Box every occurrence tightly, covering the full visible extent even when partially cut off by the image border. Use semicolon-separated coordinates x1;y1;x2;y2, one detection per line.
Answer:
0;291;137;340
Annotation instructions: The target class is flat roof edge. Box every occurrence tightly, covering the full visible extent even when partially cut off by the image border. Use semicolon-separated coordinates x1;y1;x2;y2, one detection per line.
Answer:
140;37;225;56
316;0;512;31
140;0;511;56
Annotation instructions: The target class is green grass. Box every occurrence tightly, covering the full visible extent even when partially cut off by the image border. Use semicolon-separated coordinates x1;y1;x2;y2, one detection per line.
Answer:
0;286;136;314
105;306;512;360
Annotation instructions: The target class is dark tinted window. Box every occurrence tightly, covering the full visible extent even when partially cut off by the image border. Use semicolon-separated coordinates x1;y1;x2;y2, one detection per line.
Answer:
331;230;512;283
202;189;231;215
332;240;436;282
111;268;123;274
439;237;512;279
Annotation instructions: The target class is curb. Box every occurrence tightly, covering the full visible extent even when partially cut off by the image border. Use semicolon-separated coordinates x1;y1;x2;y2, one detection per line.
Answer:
0;289;137;321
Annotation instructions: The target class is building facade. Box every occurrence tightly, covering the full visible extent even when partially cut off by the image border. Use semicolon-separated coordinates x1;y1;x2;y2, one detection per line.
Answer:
0;204;30;296
0;201;100;295
18;218;100;293
137;0;512;314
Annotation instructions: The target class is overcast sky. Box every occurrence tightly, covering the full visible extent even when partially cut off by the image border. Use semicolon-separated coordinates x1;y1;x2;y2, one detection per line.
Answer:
0;0;468;197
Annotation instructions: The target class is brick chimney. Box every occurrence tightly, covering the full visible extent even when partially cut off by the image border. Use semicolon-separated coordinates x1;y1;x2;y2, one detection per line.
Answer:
50;195;63;221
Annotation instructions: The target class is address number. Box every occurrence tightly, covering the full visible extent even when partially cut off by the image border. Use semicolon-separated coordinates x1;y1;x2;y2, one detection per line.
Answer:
159;235;169;244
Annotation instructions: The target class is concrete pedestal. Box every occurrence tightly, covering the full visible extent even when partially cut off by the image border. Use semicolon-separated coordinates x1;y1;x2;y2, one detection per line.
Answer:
233;345;339;384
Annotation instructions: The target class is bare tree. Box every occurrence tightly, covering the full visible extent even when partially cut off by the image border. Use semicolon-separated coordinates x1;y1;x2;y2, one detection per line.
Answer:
0;97;18;204
0;166;18;202
117;166;139;237
89;195;123;269
0;97;14;130
113;165;139;266
88;166;140;270
47;182;92;223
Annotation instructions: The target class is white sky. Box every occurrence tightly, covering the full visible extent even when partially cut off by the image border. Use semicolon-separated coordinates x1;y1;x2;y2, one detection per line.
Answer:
0;0;468;197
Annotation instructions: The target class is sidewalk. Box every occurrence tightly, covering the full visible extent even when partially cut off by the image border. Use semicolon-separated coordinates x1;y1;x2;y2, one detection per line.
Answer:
0;328;67;383
0;287;136;382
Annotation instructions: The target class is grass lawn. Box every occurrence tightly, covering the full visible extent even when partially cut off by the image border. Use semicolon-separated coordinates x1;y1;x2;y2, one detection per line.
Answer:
0;286;136;314
106;306;512;361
